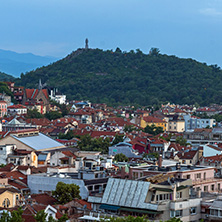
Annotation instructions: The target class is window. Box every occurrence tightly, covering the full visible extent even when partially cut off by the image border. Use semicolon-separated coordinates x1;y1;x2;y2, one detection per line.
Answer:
88;186;93;191
176;192;182;199
211;184;215;191
175;210;182;217
204;186;208;192
171;210;183;218
196;173;201;179
190;207;197;215
187;175;190;179
3;198;10;208
218;183;221;191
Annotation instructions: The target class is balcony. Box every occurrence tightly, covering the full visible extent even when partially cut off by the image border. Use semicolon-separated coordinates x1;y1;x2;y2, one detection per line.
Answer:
192;177;222;185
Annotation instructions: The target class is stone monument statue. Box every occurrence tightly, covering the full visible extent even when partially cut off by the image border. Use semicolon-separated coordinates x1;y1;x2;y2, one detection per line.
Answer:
85;38;89;49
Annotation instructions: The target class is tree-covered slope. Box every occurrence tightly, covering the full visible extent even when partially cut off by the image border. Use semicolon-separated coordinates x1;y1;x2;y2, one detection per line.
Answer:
0;71;15;81
15;48;222;106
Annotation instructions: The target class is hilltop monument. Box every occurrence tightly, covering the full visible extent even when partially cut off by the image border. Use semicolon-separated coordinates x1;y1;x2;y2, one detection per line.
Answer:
85;38;89;49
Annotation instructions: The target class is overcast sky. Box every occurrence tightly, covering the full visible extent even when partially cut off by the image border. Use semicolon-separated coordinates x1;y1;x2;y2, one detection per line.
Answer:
0;0;222;66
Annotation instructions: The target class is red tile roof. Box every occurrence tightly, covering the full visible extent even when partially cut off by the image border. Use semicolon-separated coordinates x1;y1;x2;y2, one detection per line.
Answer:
0;171;27;183
25;89;49;100
0;163;15;172
201;154;222;163
176;150;198;159
8;104;27;109
31;193;57;205
62;151;77;159
143;116;166;123
8;180;29;190
168;143;186;152
25;118;51;126
75;199;92;210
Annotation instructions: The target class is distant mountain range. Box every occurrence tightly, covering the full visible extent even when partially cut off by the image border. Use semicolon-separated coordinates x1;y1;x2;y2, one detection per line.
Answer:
15;47;222;106
0;49;59;77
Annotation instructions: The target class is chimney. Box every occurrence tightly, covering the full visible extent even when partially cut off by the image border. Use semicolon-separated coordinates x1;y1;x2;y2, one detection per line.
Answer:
121;166;125;179
158;155;162;168
129;167;133;180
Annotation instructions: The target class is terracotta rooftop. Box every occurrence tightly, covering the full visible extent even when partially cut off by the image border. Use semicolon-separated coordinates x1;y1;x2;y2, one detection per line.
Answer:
143;116;166;123
31;193;57;205
25;89;49;100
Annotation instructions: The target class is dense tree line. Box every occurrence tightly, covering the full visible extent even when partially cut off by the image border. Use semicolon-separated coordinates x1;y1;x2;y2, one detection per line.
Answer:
0;72;14;82
15;48;222;106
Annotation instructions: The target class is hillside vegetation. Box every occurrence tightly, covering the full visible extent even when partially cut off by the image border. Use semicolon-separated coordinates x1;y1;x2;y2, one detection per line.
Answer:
15;48;222;106
0;71;14;82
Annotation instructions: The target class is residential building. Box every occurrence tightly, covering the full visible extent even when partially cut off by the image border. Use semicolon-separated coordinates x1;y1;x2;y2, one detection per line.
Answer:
184;128;222;146
129;164;222;194
0;101;7;117
174;149;200;165
165;115;185;133
28;170;108;200
183;114;216;132
140;116;167;131
7;104;27;115
49;89;66;104
88;177;202;221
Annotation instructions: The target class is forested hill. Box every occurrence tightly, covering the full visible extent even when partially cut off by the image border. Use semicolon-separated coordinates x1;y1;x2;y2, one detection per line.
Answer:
0;71;14;81
15;48;222;106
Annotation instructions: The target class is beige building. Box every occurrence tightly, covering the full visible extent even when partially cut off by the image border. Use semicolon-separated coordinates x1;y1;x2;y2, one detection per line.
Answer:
165;115;185;132
0;187;21;208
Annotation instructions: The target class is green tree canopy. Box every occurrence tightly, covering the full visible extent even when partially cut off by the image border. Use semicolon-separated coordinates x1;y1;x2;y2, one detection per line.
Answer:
175;136;187;146
16;48;222;107
111;134;124;146
143;124;164;135
77;134;111;153
45;111;62;120
52;182;81;204
26;108;44;119
114;153;129;162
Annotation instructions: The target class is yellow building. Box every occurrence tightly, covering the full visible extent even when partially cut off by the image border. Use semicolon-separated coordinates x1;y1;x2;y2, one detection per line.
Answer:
140;116;167;131
0;187;21;208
